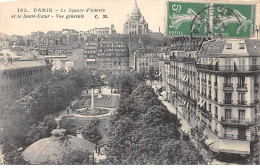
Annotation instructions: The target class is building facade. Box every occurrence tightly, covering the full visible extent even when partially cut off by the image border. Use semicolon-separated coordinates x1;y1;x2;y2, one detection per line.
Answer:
134;47;165;74
0;58;52;96
161;39;260;156
94;42;130;74
84;42;98;71
123;1;149;34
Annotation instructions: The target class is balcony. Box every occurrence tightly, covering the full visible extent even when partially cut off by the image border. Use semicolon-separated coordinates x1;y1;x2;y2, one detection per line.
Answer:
214;97;218;102
237;100;247;105
221;117;250;125
255;83;259;91
223;134;247;140
208;81;212;87
164;59;170;64
214;82;218;89
214;114;218;120
199;108;212;120
196;64;260;72
214;129;218;135
237;84;248;92
223;99;233;105
223;83;233;91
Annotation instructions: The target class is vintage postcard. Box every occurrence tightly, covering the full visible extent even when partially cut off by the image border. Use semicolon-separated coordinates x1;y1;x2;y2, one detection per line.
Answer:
0;0;260;165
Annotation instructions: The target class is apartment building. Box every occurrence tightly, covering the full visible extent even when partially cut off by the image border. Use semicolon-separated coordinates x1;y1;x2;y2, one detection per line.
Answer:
134;47;165;74
0;58;52;96
161;39;260;156
96;42;130;75
84;42;98;71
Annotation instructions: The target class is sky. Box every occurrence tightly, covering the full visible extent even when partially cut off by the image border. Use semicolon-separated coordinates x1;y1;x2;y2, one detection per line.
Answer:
0;0;259;36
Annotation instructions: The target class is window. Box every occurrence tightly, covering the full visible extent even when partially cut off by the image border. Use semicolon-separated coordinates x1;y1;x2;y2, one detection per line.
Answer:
239;43;245;49
225;109;232;119
224;76;232;84
225;59;232;70
225;93;232;104
226;43;232;49
239;110;245;120
215;106;218;119
238;93;245;104
238;59;245;71
238;76;245;87
253;58;257;66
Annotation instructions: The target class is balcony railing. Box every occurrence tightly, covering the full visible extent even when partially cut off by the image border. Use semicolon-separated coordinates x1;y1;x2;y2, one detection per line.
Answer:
237;84;248;91
214;97;218;102
237;100;247;105
223;100;233;104
223;134;247;140
221;117;250;125
223;83;233;91
196;64;260;72
255;83;259;90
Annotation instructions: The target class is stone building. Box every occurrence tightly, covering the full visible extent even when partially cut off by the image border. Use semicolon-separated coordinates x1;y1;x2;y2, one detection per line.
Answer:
0;50;52;96
161;39;260;157
96;42;130;74
134;47;165;74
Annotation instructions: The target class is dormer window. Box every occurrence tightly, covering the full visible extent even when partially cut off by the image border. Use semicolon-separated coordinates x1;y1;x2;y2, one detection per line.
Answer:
239;43;245;49
226;43;232;49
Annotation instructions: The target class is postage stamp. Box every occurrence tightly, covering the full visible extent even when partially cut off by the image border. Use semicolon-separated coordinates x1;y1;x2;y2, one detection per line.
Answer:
212;3;256;38
167;1;210;37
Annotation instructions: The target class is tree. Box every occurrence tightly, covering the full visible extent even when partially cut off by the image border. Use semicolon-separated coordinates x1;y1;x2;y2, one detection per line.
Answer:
148;67;156;81
42;148;92;165
82;118;102;144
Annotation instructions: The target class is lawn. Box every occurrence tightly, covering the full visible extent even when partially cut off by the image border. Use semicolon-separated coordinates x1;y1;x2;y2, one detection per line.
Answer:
84;95;119;108
60;116;110;144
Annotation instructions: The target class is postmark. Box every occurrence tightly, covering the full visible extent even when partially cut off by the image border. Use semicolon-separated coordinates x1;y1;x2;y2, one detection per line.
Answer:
212;3;255;38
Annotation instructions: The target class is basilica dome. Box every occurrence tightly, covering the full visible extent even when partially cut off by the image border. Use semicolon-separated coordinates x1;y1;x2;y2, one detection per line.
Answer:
130;1;141;18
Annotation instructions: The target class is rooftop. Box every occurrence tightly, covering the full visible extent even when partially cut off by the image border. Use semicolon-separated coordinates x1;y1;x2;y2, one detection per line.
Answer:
199;39;260;56
22;128;95;164
0;59;50;71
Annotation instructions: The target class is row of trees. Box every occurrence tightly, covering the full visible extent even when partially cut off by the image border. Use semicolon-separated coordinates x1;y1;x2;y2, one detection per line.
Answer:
0;69;98;164
103;73;204;164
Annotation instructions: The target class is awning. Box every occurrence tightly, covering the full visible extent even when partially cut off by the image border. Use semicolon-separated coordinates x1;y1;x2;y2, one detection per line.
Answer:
172;91;176;96
161;91;167;99
156;86;163;93
197;58;201;64
184;75;189;82
198;99;202;106
213;58;219;65
186;102;189;108
203;128;219;146
209;139;250;155
183;75;187;81
200;100;206;107
208;58;213;65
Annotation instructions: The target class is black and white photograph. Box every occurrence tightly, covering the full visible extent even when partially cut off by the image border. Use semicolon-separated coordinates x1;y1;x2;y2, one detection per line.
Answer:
0;0;260;165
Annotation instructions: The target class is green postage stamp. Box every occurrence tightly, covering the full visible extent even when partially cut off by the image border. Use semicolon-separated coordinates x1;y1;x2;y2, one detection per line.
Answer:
167;1;256;38
167;1;210;37
212;3;256;38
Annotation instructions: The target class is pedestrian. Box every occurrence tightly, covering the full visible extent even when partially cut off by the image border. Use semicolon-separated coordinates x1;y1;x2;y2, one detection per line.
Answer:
67;108;69;115
98;147;101;156
95;145;98;153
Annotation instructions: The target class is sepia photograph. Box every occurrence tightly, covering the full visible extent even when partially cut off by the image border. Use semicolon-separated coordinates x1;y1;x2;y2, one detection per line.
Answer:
0;0;260;165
